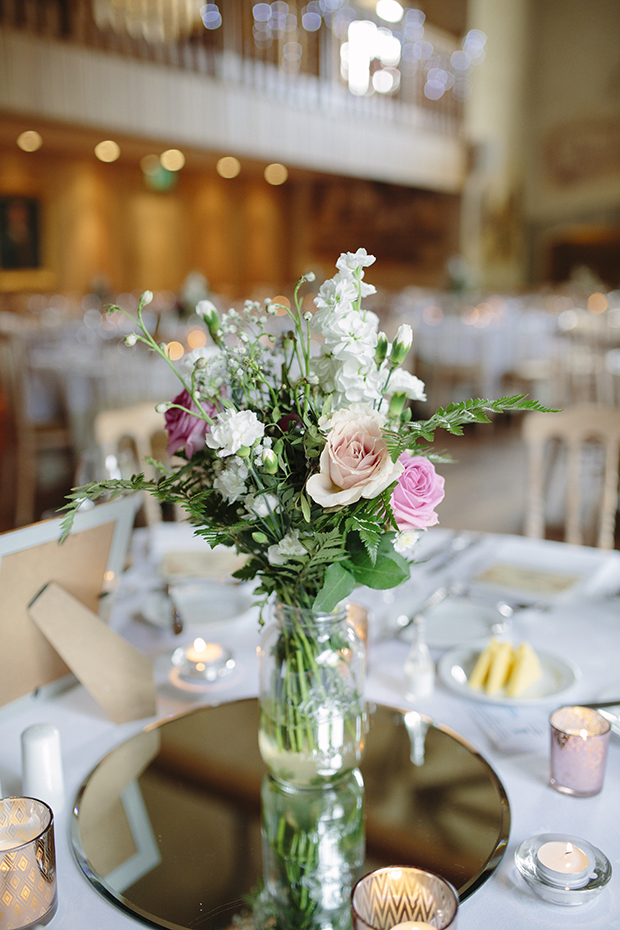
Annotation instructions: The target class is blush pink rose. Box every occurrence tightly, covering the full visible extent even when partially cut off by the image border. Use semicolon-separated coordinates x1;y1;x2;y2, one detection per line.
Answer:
306;405;404;508
391;453;445;530
165;389;213;458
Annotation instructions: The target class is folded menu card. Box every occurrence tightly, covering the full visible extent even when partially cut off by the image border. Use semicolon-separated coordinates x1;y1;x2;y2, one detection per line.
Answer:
474;562;581;595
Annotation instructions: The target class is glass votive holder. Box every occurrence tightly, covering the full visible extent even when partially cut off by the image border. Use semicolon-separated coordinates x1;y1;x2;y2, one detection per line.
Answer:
171;638;235;685
549;706;611;797
0;797;57;929
351;866;458;930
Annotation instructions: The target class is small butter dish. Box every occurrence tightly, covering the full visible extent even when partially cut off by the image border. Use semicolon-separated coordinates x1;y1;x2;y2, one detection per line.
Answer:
515;833;611;906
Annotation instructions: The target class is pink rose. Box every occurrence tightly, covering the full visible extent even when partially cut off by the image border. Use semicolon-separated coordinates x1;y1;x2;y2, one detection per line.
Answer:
391;453;445;530
165;389;213;458
306;405;404;508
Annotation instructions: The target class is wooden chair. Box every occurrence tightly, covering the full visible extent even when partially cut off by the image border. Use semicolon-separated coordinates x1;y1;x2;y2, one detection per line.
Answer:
522;404;620;549
0;319;75;527
93;402;169;526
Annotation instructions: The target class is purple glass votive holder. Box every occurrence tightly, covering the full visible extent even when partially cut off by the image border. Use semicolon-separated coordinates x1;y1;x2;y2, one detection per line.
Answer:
549;706;611;797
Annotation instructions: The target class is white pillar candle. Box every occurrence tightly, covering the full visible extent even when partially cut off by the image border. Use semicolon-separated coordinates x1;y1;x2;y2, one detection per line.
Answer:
536;840;590;887
21;723;65;814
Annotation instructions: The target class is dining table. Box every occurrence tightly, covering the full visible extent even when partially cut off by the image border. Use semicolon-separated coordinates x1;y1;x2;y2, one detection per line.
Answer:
0;521;619;930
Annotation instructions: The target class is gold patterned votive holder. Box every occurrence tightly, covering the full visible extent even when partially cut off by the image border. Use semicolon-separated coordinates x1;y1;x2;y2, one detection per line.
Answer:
549;706;611;798
351;866;458;930
0;797;57;929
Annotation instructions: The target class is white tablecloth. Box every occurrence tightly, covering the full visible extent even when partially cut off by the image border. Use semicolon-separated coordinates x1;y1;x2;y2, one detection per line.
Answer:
1;526;619;929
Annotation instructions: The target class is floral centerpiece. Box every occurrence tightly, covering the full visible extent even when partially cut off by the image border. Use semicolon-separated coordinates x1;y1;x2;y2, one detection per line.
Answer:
62;249;547;787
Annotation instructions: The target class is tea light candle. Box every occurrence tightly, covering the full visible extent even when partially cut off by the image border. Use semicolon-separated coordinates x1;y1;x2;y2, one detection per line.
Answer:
185;638;223;665
171;638;235;685
536;840;591;888
390;922;436;930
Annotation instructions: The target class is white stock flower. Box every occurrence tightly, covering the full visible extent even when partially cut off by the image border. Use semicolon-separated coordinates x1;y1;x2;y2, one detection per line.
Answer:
267;530;307;565
213;459;249;503
245;492;280;519
336;249;376;274
206;409;264;457
386;368;427;402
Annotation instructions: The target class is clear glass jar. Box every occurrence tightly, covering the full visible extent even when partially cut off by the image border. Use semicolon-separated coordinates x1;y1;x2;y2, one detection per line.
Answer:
258;769;365;930
257;601;367;789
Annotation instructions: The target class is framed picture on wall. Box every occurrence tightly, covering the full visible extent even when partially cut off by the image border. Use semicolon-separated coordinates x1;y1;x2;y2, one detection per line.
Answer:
0;195;41;270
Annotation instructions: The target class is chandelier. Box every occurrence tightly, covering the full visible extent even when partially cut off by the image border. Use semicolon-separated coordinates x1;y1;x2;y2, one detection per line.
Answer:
92;0;209;44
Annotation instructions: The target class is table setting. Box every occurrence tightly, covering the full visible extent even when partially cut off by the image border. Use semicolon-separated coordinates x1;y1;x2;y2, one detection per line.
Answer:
1;248;618;930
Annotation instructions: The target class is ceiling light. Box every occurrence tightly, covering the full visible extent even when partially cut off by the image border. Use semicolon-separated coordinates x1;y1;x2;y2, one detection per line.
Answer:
264;163;288;185
376;0;404;24
17;130;42;152
217;156;241;179
160;149;185;171
95;140;120;162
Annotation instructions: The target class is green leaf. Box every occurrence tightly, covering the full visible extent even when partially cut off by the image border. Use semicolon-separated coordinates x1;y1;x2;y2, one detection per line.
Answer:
348;534;410;589
312;563;356;612
300;493;311;523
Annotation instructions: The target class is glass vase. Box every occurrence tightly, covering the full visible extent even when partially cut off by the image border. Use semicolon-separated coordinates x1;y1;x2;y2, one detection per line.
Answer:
257;769;366;930
257;600;367;789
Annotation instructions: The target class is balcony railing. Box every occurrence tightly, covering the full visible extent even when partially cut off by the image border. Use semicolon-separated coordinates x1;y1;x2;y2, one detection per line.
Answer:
0;0;476;135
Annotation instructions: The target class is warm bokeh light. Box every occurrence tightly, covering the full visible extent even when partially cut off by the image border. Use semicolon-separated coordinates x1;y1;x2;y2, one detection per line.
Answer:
376;0;404;23
422;304;443;325
141;154;161;176
17;130;42;152
161;148;185;171
271;295;290;315
217;156;241;179
187;328;207;349
588;292;608;314
166;341;185;360
264;163;288;185
95;140;120;162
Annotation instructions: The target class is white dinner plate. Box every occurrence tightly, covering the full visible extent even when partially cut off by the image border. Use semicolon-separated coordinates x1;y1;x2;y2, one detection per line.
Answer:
141;582;255;628
421;596;506;649
595;684;620;738
438;645;580;705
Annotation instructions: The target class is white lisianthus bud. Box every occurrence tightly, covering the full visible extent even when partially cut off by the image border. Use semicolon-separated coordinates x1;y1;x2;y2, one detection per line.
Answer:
303;311;312;322
155;402;169;413
124;333;138;347
303;272;316;282
262;448;278;474
390;324;413;367
375;332;388;366
140;290;153;307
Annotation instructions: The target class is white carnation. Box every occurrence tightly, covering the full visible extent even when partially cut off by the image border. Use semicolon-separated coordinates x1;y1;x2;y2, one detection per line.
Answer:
387;368;427;402
206;409;264;457
267;530;307;565
245;492;280;519
213;459;249;503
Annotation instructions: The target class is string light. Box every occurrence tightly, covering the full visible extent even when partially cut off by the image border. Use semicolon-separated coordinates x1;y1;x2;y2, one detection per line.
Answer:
17;131;42;152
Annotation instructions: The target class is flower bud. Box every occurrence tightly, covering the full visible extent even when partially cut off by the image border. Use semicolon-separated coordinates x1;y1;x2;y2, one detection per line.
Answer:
236;445;251;459
262;448;278;474
388;392;407;419
139;290;153;308
303;271;316;282
252;531;268;544
124;333;138;347
196;299;222;344
389;324;413;367
375;332;388;366
155;402;170;413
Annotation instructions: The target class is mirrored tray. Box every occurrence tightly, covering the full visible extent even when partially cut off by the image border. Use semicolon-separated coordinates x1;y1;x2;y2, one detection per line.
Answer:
72;700;510;930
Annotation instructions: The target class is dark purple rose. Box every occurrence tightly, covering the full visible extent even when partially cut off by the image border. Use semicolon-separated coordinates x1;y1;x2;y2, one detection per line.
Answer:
391;453;445;530
165;389;212;458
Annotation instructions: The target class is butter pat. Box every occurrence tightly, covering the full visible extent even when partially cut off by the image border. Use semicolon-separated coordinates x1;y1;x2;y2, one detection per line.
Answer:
467;639;542;698
505;641;542;698
485;641;514;695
